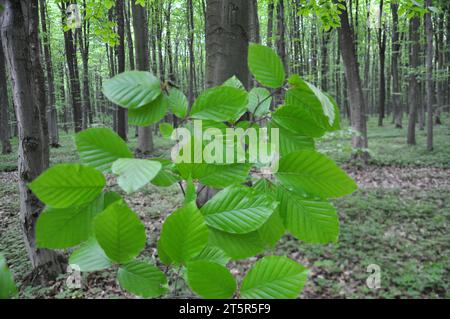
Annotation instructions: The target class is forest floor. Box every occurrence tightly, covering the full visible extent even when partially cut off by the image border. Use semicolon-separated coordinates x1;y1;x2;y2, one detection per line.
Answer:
0;117;449;299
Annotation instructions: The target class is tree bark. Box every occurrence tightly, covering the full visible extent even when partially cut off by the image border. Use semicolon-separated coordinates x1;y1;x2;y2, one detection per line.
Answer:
205;0;250;89
61;2;83;133
0;37;12;154
425;0;433;151
337;2;369;161
407;16;420;145
132;1;154;153
266;0;274;49
377;0;386;127
29;0;49;168
0;0;64;280
187;0;196;106
39;0;59;147
391;2;402;128
116;0;127;141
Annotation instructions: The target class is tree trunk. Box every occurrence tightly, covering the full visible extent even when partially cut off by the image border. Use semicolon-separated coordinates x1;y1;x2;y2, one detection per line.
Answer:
200;0;251;206
61;3;83;133
29;0;49;168
0;0;64;281
267;0;274;48
391;2;402;128
407;16;420;145
337;2;369;161
116;0;127;141
0;39;12;154
377;0;386;127
0;37;12;154
132;1;154;153
125;0;135;70
39;0;59;147
425;0;433;151
187;0;196;106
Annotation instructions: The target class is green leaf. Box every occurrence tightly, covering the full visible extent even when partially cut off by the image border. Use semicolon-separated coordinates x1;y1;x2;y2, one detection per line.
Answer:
167;88;188;119
76;128;133;173
288;75;336;127
29;164;106;208
128;94;169;126
158;202;209;265
208;228;266;260
256;210;285;247
103;71;161;109
248;43;285;88
94;200;146;264
151;159;181;187
156;238;172;266
117;261;168;298
159;123;174;138
248;87;272;117
0;254;17;299
201;186;277;234
191;246;230;266
190;86;248;122
222;76;245;89
276;186;339;244
269;121;315;156
240;256;308;299
112;159;162;194
69;237;112;272
272;104;327;138
36;194;104;249
186;260;236;299
176;163;251;189
276;150;357;198
184;176;197;205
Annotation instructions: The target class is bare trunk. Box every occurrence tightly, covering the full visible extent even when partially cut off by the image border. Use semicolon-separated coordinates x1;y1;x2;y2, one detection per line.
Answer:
337;3;369;161
425;0;433;151
0;37;12;154
200;0;251;206
0;0;64;281
391;2;402;128
407;16;420;145
39;0;59;147
116;0;127;141
61;3;83;133
132;1;154;153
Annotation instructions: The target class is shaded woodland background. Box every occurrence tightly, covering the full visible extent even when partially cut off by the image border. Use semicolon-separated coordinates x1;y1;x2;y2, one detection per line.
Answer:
0;0;449;299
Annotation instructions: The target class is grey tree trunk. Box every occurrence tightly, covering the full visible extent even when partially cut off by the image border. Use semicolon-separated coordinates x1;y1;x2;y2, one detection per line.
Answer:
337;2;369;162
266;0;274;48
205;0;250;90
187;0;196;106
29;0;49;168
391;2;402;128
116;0;127;141
0;0;64;281
407;16;420;145
61;3;83;133
0;37;12;154
39;0;59;147
425;0;433;151
132;1;154;154
377;0;386;127
198;0;251;206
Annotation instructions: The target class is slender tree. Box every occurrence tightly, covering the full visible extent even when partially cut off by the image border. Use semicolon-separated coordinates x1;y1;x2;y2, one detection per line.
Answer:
0;0;64;280
132;1;154;153
116;0;127;140
407;16;420;145
0;37;12;154
425;0;433;151
337;2;369;161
